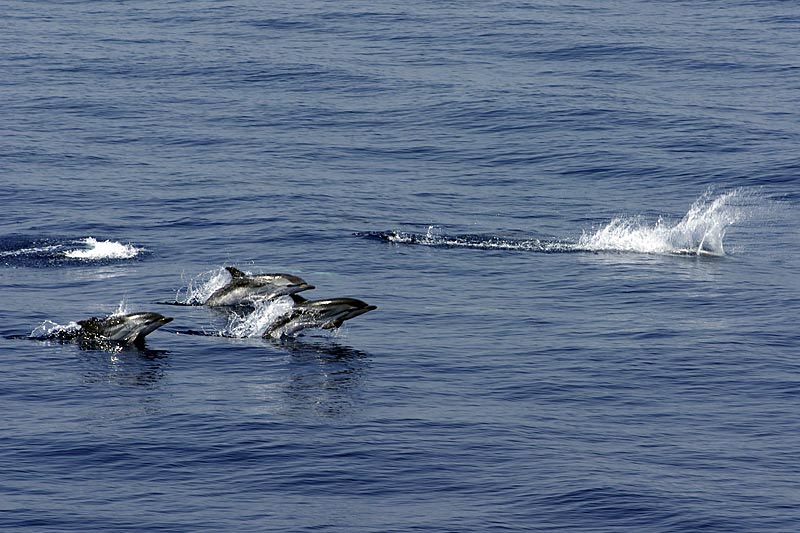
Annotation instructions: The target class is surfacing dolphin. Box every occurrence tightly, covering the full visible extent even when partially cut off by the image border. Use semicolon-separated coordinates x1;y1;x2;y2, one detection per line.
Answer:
263;295;377;339
31;312;172;349
75;312;174;347
205;266;315;307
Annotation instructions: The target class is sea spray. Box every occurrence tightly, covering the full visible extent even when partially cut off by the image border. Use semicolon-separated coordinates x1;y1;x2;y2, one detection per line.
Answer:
112;299;129;316
176;267;232;305
224;297;295;338
578;188;750;255
30;320;80;339
362;189;756;257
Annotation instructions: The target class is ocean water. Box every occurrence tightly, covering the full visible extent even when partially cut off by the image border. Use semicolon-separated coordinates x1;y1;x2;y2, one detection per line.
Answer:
2;0;799;531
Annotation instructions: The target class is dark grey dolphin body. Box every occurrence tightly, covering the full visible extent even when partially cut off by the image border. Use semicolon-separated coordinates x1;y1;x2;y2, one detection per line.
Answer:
76;312;173;347
205;266;314;307
263;295;377;339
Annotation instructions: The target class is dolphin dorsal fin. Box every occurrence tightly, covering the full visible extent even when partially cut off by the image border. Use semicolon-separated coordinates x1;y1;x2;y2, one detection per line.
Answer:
225;266;247;278
290;293;308;304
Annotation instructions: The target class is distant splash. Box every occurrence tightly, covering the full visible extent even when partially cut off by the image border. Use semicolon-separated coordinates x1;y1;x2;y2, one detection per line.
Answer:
358;189;756;257
577;189;746;256
0;236;146;267
63;238;140;260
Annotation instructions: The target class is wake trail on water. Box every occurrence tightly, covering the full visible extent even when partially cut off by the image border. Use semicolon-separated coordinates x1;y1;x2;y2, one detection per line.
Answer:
358;189;759;257
0;236;145;267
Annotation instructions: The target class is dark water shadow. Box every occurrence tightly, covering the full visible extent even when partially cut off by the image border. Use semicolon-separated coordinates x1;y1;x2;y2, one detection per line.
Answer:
10;330;170;355
77;347;169;389
6;333;170;388
270;338;371;418
278;337;370;361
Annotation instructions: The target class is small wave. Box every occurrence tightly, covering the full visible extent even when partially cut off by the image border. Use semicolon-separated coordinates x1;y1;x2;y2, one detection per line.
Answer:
358;189;755;257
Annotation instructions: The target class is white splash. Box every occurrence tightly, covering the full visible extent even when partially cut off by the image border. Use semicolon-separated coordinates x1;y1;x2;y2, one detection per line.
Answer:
64;237;142;260
368;189;757;257
112;299;129;316
223;297;295;338
176;267;232;305
578;189;750;256
30;319;80;338
30;300;129;338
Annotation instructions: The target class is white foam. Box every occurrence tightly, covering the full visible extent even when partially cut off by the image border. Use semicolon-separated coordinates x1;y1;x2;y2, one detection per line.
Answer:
63;237;142;260
176;267;232;305
223;297;295;338
30;320;80;338
577;189;750;256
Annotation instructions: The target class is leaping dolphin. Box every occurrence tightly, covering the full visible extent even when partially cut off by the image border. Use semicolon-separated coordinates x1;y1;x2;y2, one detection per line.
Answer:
263;295;377;339
31;312;174;348
205;266;315;307
76;312;173;347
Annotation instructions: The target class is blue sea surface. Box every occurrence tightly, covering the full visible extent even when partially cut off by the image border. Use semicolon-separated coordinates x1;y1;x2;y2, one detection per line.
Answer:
2;1;799;531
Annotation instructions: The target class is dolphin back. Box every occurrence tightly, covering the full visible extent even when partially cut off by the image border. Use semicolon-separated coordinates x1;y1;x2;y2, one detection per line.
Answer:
264;297;376;339
206;267;314;307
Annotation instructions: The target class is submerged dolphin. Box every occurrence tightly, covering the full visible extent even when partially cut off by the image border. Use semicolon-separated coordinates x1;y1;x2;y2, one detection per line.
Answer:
205;266;315;307
263;295;377;339
76;312;173;347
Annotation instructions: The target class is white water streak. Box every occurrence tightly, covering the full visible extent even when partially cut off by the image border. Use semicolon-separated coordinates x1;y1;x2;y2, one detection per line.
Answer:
0;244;63;258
